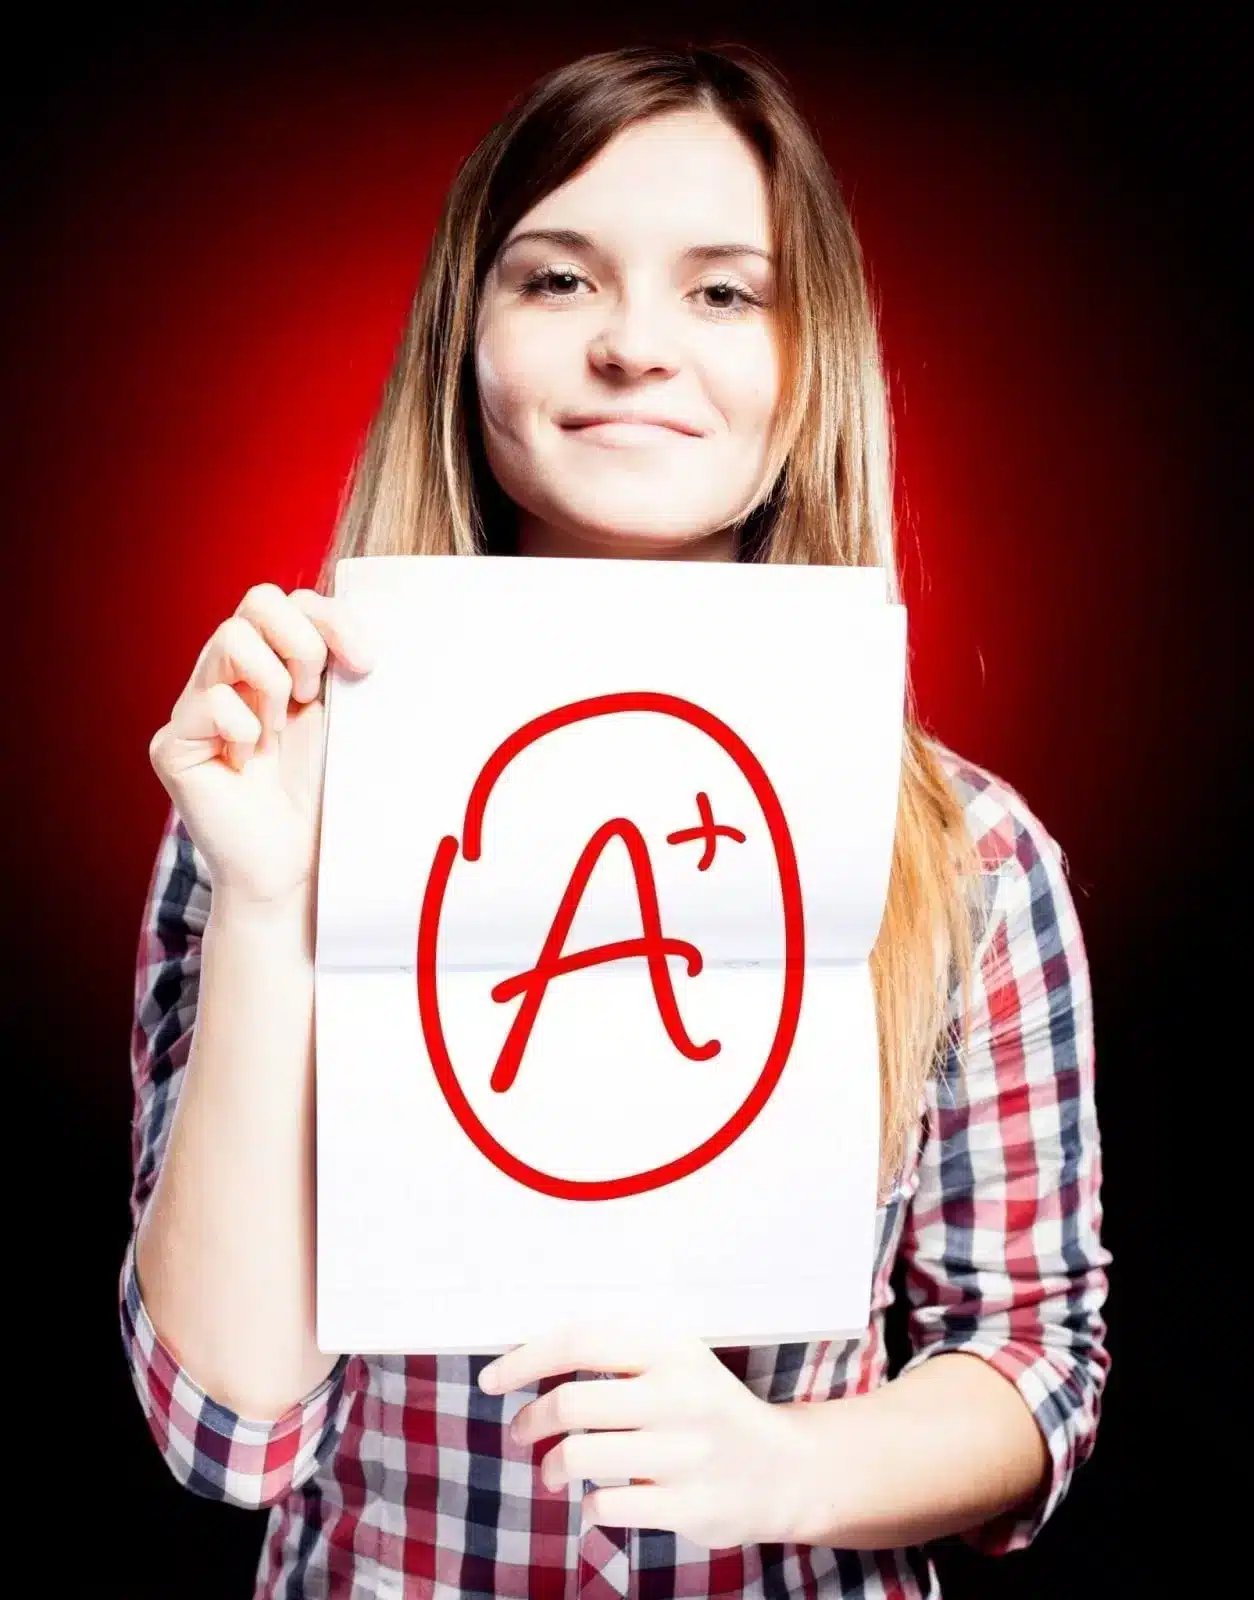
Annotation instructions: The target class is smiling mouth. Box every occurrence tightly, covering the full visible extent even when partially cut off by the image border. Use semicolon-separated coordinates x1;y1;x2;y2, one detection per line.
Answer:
561;421;699;445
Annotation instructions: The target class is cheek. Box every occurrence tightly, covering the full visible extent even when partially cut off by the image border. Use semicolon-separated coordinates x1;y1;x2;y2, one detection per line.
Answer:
707;334;780;438
477;321;568;435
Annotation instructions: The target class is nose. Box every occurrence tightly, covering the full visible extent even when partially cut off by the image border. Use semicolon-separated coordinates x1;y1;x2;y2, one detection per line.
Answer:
588;288;681;382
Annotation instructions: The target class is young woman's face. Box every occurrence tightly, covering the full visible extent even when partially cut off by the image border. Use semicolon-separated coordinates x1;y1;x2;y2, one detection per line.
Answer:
474;108;779;560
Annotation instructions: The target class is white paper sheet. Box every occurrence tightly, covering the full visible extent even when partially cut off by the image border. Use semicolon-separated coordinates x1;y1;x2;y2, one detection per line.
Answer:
315;554;905;1354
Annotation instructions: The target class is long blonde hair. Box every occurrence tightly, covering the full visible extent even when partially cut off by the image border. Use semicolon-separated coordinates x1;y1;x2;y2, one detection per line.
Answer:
314;43;984;1196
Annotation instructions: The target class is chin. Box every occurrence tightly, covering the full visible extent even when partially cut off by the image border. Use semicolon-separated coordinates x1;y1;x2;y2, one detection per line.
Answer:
569;523;721;557
555;495;727;547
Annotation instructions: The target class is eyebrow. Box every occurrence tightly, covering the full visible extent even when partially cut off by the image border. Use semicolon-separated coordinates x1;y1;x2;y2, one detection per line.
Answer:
497;228;772;265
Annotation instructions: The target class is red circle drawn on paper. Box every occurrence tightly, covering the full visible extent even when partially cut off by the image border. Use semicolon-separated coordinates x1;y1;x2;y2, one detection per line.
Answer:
415;691;805;1200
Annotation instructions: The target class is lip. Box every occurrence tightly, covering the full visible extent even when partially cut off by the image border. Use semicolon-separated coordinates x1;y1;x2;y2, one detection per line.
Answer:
561;414;704;437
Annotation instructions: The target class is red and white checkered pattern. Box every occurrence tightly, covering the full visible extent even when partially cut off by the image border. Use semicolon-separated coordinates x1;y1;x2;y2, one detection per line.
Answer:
119;739;1110;1597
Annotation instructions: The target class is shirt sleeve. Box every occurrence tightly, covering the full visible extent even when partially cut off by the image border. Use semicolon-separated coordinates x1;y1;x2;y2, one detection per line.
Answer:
118;802;355;1510
895;796;1111;1556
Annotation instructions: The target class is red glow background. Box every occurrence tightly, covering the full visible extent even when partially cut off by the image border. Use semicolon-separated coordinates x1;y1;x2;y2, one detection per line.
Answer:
10;12;1237;1596
14;25;1234;1002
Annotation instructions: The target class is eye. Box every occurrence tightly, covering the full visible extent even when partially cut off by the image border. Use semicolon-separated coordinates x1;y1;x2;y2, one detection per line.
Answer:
519;266;591;301
692;278;765;320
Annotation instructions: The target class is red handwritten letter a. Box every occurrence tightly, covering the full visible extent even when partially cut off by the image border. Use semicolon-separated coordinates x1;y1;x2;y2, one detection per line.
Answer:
487;818;719;1092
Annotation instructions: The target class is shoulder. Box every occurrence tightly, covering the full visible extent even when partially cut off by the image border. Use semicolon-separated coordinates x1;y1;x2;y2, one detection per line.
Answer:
924;733;1068;878
917;742;1094;1130
921;734;1079;970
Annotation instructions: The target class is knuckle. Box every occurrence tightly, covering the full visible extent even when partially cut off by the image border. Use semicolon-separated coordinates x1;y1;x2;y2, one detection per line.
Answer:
290;643;324;676
208;681;256;727
215;614;255;654
288;658;325;701
291;589;334;638
236;581;286;614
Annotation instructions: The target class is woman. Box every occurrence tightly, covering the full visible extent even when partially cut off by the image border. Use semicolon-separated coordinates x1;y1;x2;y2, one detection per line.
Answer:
125;42;1110;1599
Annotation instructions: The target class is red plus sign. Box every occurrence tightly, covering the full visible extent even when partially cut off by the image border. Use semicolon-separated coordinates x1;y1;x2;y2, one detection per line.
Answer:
665;791;747;870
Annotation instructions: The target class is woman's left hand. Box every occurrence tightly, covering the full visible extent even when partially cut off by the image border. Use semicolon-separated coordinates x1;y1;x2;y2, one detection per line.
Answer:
477;1317;818;1549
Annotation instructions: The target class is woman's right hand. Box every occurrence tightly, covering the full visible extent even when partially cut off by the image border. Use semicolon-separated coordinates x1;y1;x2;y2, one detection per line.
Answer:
148;582;376;908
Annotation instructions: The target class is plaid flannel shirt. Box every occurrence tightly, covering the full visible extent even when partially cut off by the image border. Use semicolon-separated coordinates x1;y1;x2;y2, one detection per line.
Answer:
119;740;1110;1598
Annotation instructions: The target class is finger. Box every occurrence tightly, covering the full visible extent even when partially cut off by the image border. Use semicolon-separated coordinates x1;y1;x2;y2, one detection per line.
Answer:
580;1481;681;1535
282;586;376;679
217;583;373;711
547;1427;707;1491
162;681;264;770
480;1321;670;1392
192;613;300;737
514;1373;654;1442
234;583;337;704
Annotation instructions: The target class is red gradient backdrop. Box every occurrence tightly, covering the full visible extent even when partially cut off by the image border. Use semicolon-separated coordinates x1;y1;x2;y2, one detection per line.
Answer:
12;16;1237;1595
13;25;1231;1111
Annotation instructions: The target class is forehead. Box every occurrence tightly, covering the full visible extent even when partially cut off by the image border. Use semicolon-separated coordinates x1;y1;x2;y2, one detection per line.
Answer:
515;109;771;251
